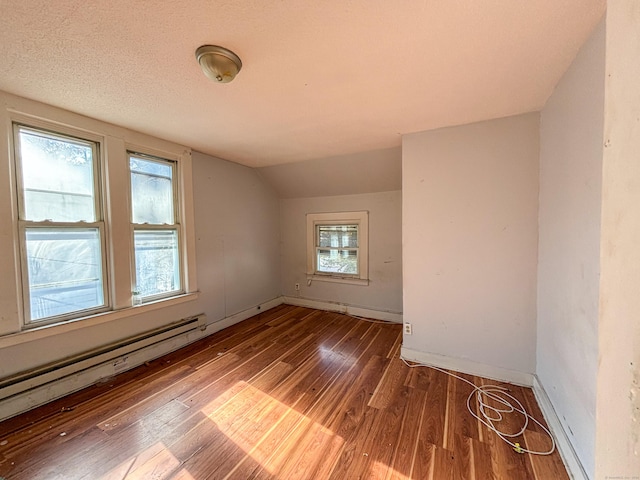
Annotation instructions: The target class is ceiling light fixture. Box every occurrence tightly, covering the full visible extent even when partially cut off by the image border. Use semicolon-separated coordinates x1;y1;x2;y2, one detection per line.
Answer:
195;45;242;83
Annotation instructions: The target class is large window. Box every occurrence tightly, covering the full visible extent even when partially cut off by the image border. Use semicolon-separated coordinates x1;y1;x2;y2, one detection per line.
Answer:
306;211;369;285
9;117;195;329
129;154;181;301
14;125;107;324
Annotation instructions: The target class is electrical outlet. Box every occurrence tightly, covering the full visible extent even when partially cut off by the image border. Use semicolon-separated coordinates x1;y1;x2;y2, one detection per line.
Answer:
295;283;300;291
404;322;412;335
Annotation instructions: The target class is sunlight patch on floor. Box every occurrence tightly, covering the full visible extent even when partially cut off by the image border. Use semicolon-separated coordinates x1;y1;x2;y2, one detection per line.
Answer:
168;468;197;480
98;441;180;480
373;460;413;480
202;381;343;477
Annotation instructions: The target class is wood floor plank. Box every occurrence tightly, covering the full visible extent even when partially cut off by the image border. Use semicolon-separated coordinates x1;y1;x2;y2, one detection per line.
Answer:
421;367;449;448
245;353;374;478
386;387;427;479
98;356;240;435
412;442;455;480
450;372;482;442
285;354;388;479
178;338;304;408
0;306;570;480
240;321;383;479
452;433;497;480
333;385;411;480
523;429;570;480
0;362;196;477
369;355;410;410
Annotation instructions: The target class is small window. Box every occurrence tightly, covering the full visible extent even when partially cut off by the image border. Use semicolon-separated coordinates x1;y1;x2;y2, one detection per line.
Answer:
307;211;368;285
316;224;359;275
129;153;182;301
13;125;107;324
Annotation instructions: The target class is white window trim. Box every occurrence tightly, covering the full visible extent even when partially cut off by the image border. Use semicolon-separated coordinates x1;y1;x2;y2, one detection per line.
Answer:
0;292;199;349
13;123;110;326
306;211;369;286
1;103;198;333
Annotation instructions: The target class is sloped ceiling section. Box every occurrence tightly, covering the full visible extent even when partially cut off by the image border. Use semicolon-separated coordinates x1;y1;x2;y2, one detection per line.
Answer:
257;147;401;198
0;1;605;167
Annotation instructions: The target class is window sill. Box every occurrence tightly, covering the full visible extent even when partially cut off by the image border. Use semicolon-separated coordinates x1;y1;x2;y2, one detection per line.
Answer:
0;292;199;348
307;274;369;286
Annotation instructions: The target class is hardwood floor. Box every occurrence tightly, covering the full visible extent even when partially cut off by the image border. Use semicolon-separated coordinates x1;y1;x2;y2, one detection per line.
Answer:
0;305;569;479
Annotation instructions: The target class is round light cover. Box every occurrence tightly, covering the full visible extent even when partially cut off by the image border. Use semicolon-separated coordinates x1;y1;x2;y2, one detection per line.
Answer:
195;45;242;83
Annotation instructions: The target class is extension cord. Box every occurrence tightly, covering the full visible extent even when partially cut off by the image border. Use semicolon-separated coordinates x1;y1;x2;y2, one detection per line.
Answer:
400;358;556;456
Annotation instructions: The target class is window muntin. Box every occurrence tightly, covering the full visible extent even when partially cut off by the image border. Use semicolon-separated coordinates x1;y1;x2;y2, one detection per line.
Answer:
315;224;359;275
14;125;107;324
129;154;182;301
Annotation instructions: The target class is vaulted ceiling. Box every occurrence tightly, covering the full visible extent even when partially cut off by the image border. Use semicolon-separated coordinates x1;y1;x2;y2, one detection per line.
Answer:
0;0;605;167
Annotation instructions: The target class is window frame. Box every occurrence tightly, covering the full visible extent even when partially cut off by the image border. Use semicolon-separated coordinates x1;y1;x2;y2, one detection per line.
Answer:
4;107;198;334
306;211;369;286
12;123;110;327
128;151;184;303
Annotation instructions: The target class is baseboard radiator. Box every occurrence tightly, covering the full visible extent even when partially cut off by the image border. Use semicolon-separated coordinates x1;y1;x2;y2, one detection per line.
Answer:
0;314;206;421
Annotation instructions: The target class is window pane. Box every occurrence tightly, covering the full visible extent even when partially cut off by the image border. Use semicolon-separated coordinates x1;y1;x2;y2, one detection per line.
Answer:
130;156;174;224
317;249;358;275
25;228;104;321
18;128;96;222
318;225;358;248
134;230;180;297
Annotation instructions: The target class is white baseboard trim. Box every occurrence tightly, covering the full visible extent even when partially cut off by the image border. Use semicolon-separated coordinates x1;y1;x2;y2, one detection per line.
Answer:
400;346;534;387
282;296;402;323
532;376;589;480
0;296;284;422
219;296;285;327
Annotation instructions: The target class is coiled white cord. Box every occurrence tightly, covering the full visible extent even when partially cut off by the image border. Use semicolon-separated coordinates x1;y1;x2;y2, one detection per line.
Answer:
401;358;556;456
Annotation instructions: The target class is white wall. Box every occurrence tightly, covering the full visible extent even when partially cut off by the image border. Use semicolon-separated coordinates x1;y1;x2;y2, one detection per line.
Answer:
280;191;402;315
192;151;281;320
596;2;640;477
402;113;539;375
537;18;604;479
0;94;281;386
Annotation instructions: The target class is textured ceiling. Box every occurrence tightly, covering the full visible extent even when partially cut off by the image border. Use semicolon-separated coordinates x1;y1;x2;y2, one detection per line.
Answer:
0;0;605;167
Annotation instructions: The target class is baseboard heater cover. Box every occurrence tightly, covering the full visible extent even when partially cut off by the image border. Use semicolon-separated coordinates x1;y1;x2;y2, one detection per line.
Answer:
0;314;206;403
